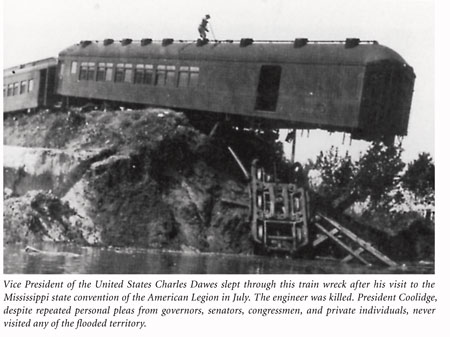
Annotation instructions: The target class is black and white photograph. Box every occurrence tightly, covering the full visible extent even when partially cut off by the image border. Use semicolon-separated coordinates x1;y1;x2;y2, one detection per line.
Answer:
3;0;436;275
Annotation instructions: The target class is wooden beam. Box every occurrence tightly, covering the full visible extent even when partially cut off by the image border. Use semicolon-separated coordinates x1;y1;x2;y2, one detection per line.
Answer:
312;228;339;247
220;198;249;208
291;129;297;163
317;213;397;267
314;223;371;265
228;147;250;180
341;247;365;263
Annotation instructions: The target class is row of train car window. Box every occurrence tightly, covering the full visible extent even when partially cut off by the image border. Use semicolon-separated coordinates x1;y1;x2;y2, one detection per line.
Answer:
3;79;34;97
67;61;200;87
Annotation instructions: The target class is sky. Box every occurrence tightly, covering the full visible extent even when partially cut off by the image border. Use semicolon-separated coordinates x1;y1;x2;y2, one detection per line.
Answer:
2;0;435;163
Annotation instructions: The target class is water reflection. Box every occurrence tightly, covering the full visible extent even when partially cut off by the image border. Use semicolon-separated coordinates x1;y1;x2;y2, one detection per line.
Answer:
4;243;434;274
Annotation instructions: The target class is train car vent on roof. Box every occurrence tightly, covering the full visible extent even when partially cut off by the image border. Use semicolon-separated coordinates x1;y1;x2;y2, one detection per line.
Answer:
240;38;254;47
162;38;174;46
345;38;360;48
141;38;153;46
80;40;92;48
103;39;114;46
294;38;309;48
121;38;132;46
196;38;208;46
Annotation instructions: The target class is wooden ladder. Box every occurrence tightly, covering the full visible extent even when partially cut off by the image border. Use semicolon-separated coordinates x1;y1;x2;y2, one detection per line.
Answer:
312;212;397;267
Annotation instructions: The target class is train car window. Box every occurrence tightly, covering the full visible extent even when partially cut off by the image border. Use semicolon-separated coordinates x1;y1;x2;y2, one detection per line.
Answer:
115;63;125;82
3;86;6;97
105;63;114;81
156;65;166;86
178;66;190;87
13;83;20;96
144;65;153;85
97;63;106;81
28;79;34;92
135;64;153;84
124;64;133;83
190;67;200;87
79;62;88;80
135;64;144;84
20;81;27;94
7;84;13;96
87;62;96;80
166;65;176;86
71;61;78;74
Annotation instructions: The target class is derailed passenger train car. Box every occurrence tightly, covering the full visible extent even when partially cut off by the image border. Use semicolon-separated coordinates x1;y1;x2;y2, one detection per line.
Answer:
3;57;58;113
56;38;415;142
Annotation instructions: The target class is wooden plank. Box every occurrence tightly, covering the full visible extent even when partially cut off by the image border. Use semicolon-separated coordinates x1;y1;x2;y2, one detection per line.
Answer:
313;228;339;247
228;147;249;180
313;223;371;265
220;198;249;208
318;213;397;267
341;247;365;263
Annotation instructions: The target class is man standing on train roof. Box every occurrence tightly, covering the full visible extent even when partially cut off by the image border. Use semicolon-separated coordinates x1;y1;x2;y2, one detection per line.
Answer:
198;14;210;40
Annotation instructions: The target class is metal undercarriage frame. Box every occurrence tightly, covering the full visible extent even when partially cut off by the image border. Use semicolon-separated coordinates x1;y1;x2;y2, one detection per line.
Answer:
250;160;309;253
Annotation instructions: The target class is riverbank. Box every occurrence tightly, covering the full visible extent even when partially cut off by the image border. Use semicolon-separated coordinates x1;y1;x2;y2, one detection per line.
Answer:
3;109;259;253
3;109;434;262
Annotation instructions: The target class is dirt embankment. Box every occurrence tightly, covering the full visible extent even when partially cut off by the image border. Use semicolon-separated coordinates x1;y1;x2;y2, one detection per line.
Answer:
3;109;434;261
3;109;274;253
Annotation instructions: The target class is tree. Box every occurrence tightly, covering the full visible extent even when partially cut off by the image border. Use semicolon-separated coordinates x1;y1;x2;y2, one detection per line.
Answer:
354;142;405;205
402;152;435;199
308;142;405;210
308;146;356;200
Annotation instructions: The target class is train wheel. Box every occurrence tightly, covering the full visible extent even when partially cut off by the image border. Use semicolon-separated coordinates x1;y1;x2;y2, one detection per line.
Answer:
257;195;263;208
257;224;264;240
257;168;263;180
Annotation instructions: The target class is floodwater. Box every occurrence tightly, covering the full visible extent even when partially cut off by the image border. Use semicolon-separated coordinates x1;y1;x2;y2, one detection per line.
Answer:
4;243;434;274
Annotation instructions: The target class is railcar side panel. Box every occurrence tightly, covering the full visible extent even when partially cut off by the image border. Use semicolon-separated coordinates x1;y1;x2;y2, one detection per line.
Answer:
57;56;262;115
57;55;366;132
277;63;365;130
3;58;58;113
3;70;41;113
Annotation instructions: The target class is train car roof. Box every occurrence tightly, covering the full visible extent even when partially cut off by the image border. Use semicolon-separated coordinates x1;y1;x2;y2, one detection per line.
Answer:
58;39;409;66
3;57;58;77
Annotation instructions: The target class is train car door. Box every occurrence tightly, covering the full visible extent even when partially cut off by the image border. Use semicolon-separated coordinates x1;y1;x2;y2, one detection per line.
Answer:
255;65;281;111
